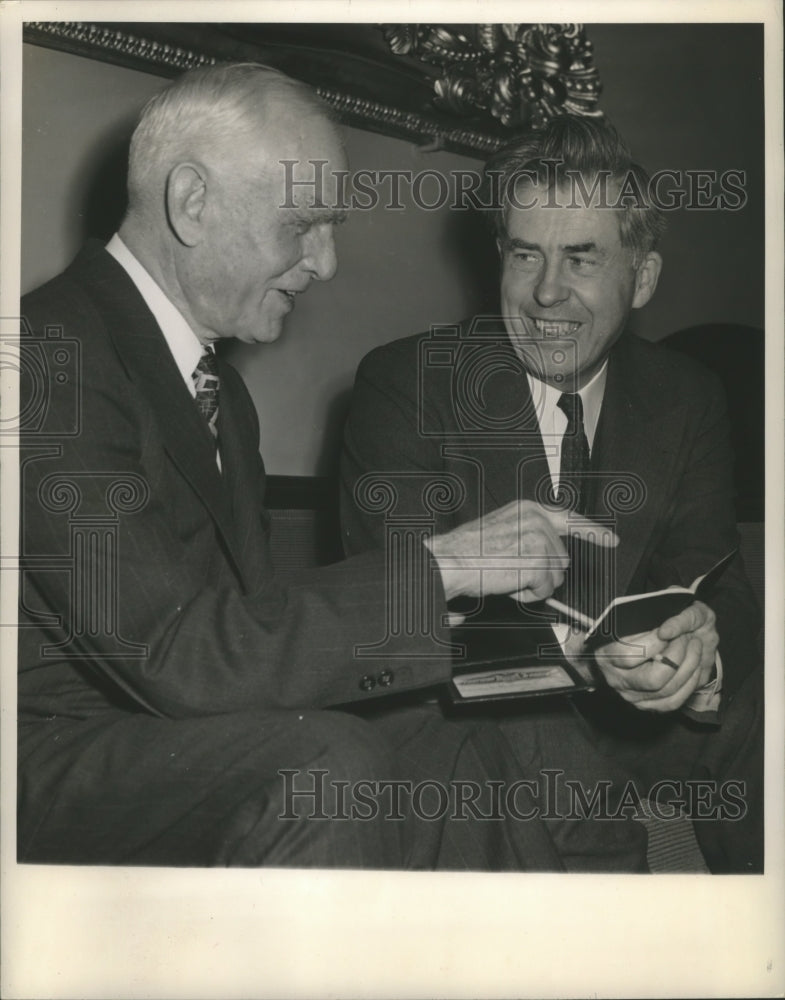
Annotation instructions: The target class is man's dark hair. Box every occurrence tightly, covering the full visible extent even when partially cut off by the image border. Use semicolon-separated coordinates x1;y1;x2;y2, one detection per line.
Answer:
484;115;666;262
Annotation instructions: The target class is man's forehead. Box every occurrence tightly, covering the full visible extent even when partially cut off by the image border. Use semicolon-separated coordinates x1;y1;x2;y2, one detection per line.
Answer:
505;180;624;245
231;106;347;176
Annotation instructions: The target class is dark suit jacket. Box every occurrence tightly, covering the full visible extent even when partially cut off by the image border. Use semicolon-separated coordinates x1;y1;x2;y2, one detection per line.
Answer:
19;243;451;725
340;322;760;705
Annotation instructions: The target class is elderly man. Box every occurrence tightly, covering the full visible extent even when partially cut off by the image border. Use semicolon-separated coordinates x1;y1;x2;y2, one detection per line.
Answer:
341;117;763;872
19;64;616;868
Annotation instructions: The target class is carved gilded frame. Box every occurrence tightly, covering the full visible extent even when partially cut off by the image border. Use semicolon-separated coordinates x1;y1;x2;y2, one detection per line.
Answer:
23;21;603;156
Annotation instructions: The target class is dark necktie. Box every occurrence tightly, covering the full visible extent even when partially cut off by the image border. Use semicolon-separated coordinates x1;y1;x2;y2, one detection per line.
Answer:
557;392;590;514
192;350;220;441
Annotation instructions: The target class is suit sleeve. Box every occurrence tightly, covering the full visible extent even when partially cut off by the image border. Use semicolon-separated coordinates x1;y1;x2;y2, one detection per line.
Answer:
341;341;457;556
19;292;452;719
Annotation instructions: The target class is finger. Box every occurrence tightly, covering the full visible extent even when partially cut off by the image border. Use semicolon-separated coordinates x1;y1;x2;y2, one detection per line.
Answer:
634;636;705;709
595;646;653;671
517;504;570;561
599;633;690;693
657;601;712;642
670;626;717;683
595;631;666;668
600;659;675;695
517;524;570;571
635;641;706;711
540;507;619;547
510;569;564;604
523;567;564;601
643;633;690;680
515;582;562;603
656;607;697;642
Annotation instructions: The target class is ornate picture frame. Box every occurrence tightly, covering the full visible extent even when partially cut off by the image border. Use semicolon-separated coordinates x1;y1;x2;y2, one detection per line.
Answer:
24;21;603;156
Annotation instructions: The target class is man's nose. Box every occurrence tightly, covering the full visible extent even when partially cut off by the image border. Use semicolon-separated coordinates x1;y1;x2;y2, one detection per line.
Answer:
302;225;338;282
533;260;569;308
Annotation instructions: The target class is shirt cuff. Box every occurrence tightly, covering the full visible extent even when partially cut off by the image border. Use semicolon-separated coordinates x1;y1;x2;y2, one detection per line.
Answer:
681;651;723;723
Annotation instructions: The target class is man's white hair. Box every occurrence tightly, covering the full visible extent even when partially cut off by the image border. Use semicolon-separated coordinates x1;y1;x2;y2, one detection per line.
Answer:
127;62;333;213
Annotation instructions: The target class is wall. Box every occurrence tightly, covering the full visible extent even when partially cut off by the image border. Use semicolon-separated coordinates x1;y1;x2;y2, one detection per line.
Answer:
21;43;487;475
21;24;764;474
587;22;764;340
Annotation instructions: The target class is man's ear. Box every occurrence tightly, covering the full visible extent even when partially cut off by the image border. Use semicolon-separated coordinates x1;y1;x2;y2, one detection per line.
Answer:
166;162;208;247
631;251;662;309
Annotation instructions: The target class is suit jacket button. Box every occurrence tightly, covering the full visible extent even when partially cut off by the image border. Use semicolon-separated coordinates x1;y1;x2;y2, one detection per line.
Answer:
378;670;394;687
359;674;376;692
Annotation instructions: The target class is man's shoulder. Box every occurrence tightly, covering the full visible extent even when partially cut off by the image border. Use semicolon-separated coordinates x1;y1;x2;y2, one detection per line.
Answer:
356;319;487;381
357;328;434;373
22;241;120;325
615;332;723;401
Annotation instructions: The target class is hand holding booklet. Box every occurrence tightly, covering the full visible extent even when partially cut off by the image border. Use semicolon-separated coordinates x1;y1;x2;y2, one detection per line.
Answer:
562;547;737;649
448;549;737;703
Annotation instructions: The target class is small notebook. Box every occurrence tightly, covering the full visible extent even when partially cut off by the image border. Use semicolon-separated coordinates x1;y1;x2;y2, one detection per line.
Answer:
578;548;737;649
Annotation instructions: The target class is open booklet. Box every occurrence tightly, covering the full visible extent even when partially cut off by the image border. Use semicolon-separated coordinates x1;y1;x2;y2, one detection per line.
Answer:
448;548;737;704
579;547;737;649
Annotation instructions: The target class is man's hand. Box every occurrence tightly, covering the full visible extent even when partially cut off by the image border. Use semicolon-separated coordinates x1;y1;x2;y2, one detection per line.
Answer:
593;600;719;712
425;499;618;604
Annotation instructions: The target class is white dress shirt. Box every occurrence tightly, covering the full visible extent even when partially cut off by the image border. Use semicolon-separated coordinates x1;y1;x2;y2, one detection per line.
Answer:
525;364;721;713
525;362;607;494
106;234;221;468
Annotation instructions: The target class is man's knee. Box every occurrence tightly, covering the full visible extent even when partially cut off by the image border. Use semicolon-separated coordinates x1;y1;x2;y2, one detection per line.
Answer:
231;710;403;868
285;709;397;789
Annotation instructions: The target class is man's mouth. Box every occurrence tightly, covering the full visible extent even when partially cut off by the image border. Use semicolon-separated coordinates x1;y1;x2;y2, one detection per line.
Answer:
529;318;581;336
275;288;304;309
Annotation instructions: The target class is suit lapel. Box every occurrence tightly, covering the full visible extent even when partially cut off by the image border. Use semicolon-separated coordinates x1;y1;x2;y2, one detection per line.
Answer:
464;331;689;611
452;335;552;516
590;336;688;599
215;363;273;584
79;245;248;587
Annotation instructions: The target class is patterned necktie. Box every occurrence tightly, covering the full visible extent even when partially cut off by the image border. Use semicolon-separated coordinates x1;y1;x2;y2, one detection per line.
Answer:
192;350;220;440
557;392;590;514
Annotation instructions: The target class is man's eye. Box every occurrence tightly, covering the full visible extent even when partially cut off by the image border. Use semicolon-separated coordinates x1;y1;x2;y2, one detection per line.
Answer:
569;256;596;268
509;251;540;267
293;220;311;236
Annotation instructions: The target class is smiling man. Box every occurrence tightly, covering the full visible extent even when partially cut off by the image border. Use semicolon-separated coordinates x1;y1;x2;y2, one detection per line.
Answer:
498;189;661;392
20;65;614;869
341;117;763;872
117;68;346;346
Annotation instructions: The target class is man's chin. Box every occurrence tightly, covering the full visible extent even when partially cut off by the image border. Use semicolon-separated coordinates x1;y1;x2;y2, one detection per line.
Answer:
515;354;583;389
239;320;286;345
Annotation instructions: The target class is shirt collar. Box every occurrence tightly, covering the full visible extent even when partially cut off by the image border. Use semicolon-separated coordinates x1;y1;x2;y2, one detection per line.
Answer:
106;233;206;396
525;360;608;448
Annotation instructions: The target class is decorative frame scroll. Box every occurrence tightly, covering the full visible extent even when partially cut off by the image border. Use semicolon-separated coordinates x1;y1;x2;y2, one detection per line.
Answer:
23;21;603;157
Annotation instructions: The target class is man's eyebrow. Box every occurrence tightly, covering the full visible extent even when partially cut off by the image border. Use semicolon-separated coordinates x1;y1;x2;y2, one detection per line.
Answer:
503;238;540;251
301;208;348;225
563;241;600;254
504;238;606;255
